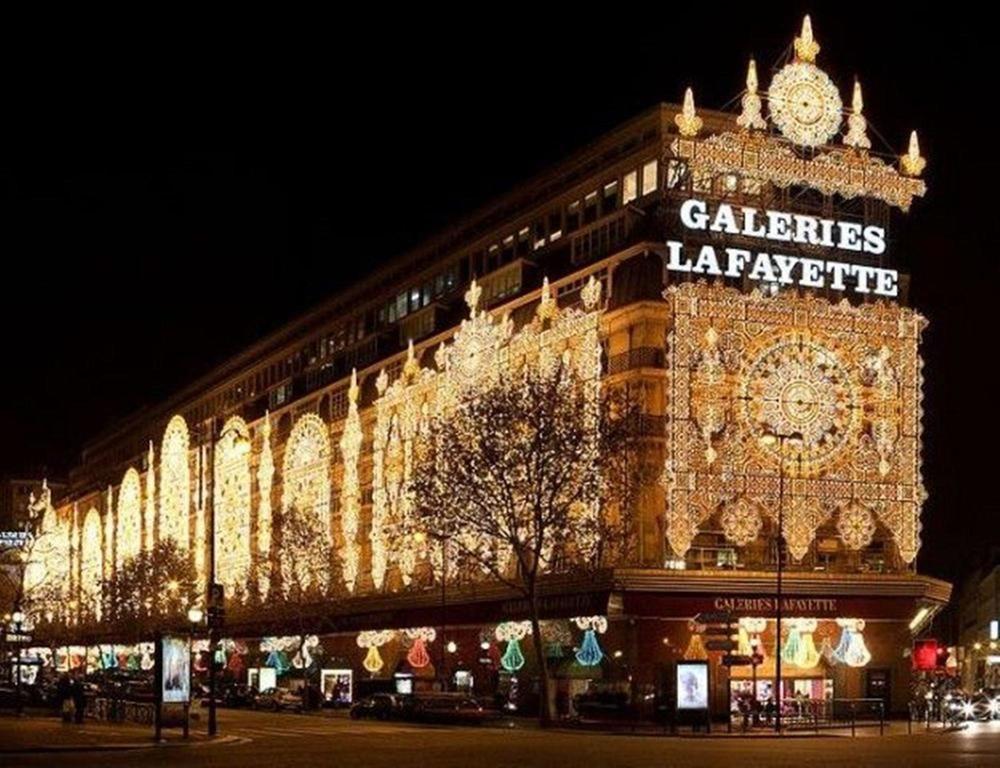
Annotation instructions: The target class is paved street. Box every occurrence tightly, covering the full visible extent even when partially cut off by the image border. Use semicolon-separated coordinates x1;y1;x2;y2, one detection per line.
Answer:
3;710;1000;767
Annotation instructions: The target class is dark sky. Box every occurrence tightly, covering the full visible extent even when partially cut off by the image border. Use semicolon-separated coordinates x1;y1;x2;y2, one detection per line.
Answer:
0;5;993;585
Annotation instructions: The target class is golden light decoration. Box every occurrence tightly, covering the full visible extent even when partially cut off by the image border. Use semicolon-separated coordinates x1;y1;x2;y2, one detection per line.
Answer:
736;58;767;131
357;630;396;675
664;283;925;564
767;61;842;148
338;369;363;592
159;415;191;551
214;416;252;595
104;486;115;579
80;507;103;621
843;79;871;150
144;441;156;552
369;275;604;589
720;497;763;546
280;413;332;594
672;130;926;211
793;15;820;63
116;467;143;569
900;130;926;177
837;501;877;551
257;412;275;596
675;87;703;137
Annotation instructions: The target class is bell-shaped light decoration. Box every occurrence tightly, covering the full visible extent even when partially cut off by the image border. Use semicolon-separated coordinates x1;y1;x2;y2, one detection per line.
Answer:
781;624;802;666
794;15;820;63
675;87;703;137
843;620;872;667
407;637;431;669
575;630;604;667
844;79;871;150
901;130;926;176
501;638;526;672
794;619;821;669
737;58;767;130
363;645;384;674
683;632;708;661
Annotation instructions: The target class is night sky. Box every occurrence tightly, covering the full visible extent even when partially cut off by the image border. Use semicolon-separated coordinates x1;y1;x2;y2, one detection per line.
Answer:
0;6;992;585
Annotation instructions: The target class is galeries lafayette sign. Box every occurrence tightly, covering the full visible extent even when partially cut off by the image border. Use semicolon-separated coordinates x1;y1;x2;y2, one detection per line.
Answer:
666;198;898;298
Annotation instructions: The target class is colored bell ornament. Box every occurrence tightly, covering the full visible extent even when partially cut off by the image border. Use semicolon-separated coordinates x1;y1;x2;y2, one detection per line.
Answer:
575;629;604;667
781;626;802;666
363;646;384;674
738;626;753;657
844;631;872;668
683;633;708;661
501;638;526;672
819;636;837;664
407;637;431;669
832;628;853;665
796;632;821;669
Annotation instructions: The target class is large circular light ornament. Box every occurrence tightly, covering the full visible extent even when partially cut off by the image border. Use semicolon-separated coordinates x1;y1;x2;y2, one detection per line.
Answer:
768;62;842;147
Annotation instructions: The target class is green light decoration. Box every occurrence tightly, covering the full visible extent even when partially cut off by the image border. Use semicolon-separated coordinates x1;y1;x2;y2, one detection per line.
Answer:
575;629;604;667
501;638;525;672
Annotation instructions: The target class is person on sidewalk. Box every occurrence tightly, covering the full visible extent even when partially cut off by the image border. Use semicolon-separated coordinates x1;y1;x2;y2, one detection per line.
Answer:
71;676;86;724
57;674;74;723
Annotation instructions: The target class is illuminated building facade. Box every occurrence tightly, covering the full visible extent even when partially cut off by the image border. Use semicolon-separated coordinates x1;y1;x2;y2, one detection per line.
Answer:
24;17;949;719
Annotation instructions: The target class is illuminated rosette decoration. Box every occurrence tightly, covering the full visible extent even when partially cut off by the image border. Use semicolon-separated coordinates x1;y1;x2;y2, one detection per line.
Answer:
573;616;608;667
495;621;532;672
357;630;396;675
138;642;155;671
738;618;767;661
683;624;708;661
833;619;871;667
404;627;436;669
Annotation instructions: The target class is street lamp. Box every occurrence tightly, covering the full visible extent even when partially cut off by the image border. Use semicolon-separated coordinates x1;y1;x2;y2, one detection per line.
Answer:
11;609;25;717
187;607;204;626
758;429;803;735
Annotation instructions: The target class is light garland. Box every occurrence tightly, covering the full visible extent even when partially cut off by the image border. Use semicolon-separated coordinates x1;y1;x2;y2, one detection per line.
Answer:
405;627;436;669
159;415;191;551
357;630;396;674
737;617;767;659
339;369;363;592
144;441;156;552
214;416;252;594
781;618;820;669
257;412;274;596
280;413;332;594
495;621;532;672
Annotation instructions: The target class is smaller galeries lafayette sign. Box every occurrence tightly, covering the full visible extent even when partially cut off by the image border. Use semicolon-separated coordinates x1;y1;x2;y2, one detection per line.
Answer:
666;198;898;298
713;596;838;615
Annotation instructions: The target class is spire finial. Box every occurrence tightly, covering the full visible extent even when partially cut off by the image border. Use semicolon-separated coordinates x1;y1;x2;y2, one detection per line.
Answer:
736;58;767;131
794;15;820;63
403;339;420;379
675;87;703;137
843;79;871;150
348;368;359;403
900;130;926;176
464;278;482;315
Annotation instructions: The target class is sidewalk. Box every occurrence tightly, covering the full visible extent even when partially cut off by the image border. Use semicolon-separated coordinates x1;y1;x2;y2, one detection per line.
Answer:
0;712;207;754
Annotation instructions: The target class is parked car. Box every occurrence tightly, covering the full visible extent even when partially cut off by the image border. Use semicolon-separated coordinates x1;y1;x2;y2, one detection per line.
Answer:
252;687;303;712
409;693;488;725
350;692;404;720
198;682;254;709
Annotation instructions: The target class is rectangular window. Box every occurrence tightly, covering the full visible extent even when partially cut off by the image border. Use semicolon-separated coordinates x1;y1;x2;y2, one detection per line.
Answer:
603;180;619;212
566;201;580;232
641;159;658;195
584;191;598;224
623;171;638;204
396;291;408;319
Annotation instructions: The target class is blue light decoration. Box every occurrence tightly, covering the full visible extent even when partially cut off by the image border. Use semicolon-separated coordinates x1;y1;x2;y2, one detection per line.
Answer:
781;624;802;666
575;629;604;667
832;621;854;665
100;646;117;670
501;638;525;672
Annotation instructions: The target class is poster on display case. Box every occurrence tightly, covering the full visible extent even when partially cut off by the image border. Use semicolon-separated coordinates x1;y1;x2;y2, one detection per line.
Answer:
321;669;353;705
676;661;709;711
159;635;191;704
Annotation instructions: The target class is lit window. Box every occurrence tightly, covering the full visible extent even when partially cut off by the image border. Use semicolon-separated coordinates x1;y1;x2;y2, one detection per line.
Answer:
396;292;409;319
641;160;658;195
623;171;638;204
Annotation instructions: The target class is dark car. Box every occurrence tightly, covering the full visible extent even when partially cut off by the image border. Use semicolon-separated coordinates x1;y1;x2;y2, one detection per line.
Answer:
349;693;404;720
199;682;254;709
409;694;488;725
252;687;303;712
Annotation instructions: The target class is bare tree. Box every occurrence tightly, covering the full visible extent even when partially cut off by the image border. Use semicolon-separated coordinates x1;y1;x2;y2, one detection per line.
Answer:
101;540;198;639
409;358;639;726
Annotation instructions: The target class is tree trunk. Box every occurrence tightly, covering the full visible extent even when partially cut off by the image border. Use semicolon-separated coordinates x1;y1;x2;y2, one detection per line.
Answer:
528;589;554;728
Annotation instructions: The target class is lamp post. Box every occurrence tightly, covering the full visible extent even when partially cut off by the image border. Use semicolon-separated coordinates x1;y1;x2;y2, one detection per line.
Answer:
197;419;248;737
12;609;24;717
758;430;803;734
